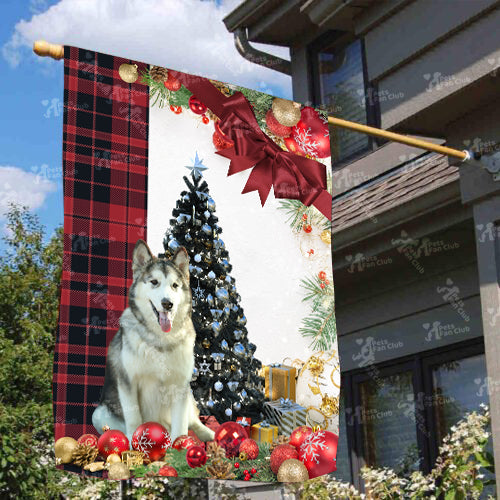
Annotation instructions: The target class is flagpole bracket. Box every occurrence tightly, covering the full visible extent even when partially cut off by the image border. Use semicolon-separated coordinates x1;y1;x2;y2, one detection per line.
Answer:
465;151;500;181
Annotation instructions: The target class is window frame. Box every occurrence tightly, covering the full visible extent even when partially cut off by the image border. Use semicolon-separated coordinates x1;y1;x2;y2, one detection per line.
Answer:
308;31;383;167
338;337;486;491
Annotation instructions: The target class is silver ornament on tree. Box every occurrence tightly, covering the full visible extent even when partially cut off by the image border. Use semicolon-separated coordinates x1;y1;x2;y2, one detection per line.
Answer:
214;380;224;392
194;254;202;263
202;224;212;235
221;339;229;350
211;321;222;336
227;381;238;392
208;271;216;279
233;343;245;356
225;408;233;417
207;198;216;211
215;287;229;302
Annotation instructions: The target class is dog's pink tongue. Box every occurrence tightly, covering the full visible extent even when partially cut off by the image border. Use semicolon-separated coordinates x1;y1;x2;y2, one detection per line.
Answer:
159;311;171;333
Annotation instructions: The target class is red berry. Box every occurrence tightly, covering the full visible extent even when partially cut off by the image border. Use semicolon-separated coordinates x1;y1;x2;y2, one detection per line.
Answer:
320;283;325;289
325;279;330;285
318;271;327;281
303;224;312;233
302;214;308;220
170;105;182;114
202;115;209;124
243;469;249;475
251;468;257;474
244;476;250;481
234;462;240;468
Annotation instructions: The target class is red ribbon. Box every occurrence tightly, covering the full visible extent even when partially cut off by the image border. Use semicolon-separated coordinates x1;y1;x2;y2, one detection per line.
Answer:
169;72;332;220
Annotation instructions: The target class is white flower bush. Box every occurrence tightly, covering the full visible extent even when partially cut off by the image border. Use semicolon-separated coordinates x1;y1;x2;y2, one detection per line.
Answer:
292;405;495;500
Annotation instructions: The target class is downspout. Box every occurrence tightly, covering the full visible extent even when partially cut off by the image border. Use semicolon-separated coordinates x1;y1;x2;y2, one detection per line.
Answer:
234;28;291;75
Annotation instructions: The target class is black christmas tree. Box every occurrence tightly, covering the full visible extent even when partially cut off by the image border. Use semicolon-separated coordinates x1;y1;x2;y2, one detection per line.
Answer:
161;153;265;423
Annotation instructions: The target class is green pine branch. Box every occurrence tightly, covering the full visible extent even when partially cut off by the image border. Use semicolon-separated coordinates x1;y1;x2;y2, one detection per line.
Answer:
140;68;192;109
299;275;336;351
278;199;330;232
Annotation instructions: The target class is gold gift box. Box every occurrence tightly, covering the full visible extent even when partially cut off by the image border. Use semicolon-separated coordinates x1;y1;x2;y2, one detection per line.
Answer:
250;421;279;444
263;364;296;400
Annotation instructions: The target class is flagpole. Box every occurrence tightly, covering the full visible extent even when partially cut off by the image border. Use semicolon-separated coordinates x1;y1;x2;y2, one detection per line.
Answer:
31;39;472;163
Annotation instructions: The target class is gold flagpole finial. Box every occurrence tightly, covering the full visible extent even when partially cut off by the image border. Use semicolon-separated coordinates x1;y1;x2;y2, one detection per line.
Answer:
33;40;64;60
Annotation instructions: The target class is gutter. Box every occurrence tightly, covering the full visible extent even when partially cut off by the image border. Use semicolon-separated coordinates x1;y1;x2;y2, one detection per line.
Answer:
234;28;291;75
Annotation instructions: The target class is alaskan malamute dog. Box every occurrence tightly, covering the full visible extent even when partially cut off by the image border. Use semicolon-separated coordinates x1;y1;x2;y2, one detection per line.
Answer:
92;239;215;443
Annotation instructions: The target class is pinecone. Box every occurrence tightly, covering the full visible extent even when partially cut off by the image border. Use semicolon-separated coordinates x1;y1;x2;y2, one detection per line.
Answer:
206;459;236;480
270;435;290;452
150;65;168;83
72;443;99;467
206;441;226;460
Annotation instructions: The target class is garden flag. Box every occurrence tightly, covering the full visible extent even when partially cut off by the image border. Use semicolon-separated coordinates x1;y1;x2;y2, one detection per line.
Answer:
54;46;339;481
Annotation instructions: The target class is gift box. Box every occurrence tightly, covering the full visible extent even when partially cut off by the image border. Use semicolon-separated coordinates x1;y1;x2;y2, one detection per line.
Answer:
236;417;252;437
263;398;307;435
250;420;278;444
263;364;296;400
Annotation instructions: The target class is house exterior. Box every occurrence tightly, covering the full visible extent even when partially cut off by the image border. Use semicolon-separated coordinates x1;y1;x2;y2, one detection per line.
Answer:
223;0;500;495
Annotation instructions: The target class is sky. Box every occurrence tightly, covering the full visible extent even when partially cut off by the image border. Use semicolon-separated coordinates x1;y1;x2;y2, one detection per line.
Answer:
0;0;291;245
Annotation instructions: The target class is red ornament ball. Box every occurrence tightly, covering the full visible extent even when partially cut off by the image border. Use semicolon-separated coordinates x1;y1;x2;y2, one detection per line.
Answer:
189;95;208;115
265;109;292;138
234;462;240;468
213;121;234;151
202;115;210;124
78;433;98;448
97;428;129;459
303;224;312;233
170;105;182;114
164;73;181;91
283;136;304;156
158;465;178;477
239;438;259;460
172;434;202;451
320;283;325;289
244;475;250;481
299;430;338;478
289;425;313;451
318;271;327;282
132;422;171;462
214;422;247;458
251;468;257;474
186;445;207;468
270;444;299;474
291;107;330;158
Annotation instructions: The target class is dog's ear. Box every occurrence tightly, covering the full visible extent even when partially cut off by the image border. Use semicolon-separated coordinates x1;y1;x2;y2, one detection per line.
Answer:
132;239;153;277
172;247;189;279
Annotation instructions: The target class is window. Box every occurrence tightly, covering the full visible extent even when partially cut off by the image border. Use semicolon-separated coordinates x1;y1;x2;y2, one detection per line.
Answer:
334;340;489;490
310;34;380;164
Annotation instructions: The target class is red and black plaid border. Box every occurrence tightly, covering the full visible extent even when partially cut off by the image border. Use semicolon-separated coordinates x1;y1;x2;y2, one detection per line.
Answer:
54;47;148;441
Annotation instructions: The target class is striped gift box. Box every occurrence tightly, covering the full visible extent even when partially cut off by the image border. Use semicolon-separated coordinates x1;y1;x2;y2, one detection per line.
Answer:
263;398;307;435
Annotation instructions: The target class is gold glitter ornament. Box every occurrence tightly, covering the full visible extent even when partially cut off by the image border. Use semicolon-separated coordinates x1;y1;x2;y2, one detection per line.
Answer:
320;229;331;245
272;98;301;127
108;462;130;480
55;436;78;464
277;458;309;482
106;453;122;466
119;63;138;84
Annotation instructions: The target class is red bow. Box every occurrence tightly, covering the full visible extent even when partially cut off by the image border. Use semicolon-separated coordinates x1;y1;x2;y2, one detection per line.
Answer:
170;72;332;220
